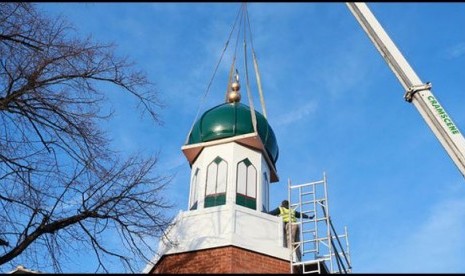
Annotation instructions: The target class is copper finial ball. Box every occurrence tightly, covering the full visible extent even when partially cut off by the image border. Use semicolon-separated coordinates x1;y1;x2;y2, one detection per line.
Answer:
227;90;241;103
231;81;240;91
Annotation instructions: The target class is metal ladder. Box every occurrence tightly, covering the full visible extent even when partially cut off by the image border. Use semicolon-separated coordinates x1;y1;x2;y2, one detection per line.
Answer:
288;173;352;274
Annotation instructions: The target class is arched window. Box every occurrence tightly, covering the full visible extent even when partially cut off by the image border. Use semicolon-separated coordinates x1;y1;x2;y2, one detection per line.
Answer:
262;172;269;212
189;168;200;210
236;158;257;210
204;156;228;208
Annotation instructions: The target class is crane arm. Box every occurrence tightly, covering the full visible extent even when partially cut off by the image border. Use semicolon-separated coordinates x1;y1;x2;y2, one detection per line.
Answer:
346;2;465;179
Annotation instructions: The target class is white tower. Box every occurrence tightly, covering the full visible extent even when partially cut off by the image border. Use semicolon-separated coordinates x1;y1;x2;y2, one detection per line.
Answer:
144;77;291;273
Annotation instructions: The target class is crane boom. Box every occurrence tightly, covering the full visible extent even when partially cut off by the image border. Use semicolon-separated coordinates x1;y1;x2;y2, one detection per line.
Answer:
346;2;465;179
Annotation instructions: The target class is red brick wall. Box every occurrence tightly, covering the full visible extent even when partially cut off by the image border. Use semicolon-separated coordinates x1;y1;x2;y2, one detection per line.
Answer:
150;245;290;274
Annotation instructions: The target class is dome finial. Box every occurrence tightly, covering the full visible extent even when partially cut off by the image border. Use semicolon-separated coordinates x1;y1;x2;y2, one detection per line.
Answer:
227;70;241;103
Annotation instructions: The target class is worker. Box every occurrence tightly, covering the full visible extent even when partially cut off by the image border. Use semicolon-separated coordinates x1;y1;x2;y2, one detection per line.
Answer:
268;200;314;262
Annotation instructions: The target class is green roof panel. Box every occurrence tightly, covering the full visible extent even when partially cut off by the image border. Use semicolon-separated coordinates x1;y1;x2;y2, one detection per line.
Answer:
187;102;279;165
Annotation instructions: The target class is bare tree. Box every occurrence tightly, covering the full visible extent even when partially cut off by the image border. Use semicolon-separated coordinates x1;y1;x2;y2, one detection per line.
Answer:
0;3;174;273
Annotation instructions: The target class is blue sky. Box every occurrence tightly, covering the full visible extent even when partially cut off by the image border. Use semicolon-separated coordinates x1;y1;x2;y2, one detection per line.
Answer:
17;2;465;273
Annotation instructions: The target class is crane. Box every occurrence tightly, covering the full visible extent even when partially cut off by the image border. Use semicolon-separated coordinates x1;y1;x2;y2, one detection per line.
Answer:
346;2;465;180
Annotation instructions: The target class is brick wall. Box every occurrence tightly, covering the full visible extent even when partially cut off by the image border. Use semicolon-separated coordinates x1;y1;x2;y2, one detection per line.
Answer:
150;245;290;274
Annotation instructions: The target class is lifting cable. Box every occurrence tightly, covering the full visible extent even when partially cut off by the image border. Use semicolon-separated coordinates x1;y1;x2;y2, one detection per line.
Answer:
241;3;258;134
245;5;267;119
185;5;243;145
225;6;245;103
185;3;268;144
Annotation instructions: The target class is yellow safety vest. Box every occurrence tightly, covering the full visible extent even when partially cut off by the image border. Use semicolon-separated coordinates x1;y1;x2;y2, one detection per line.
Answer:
279;206;296;223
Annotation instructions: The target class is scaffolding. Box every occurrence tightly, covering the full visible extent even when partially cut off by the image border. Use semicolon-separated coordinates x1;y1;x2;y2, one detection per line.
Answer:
287;173;352;274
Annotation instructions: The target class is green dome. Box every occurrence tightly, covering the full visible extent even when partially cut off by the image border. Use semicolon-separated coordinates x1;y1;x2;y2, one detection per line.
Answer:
188;102;279;165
